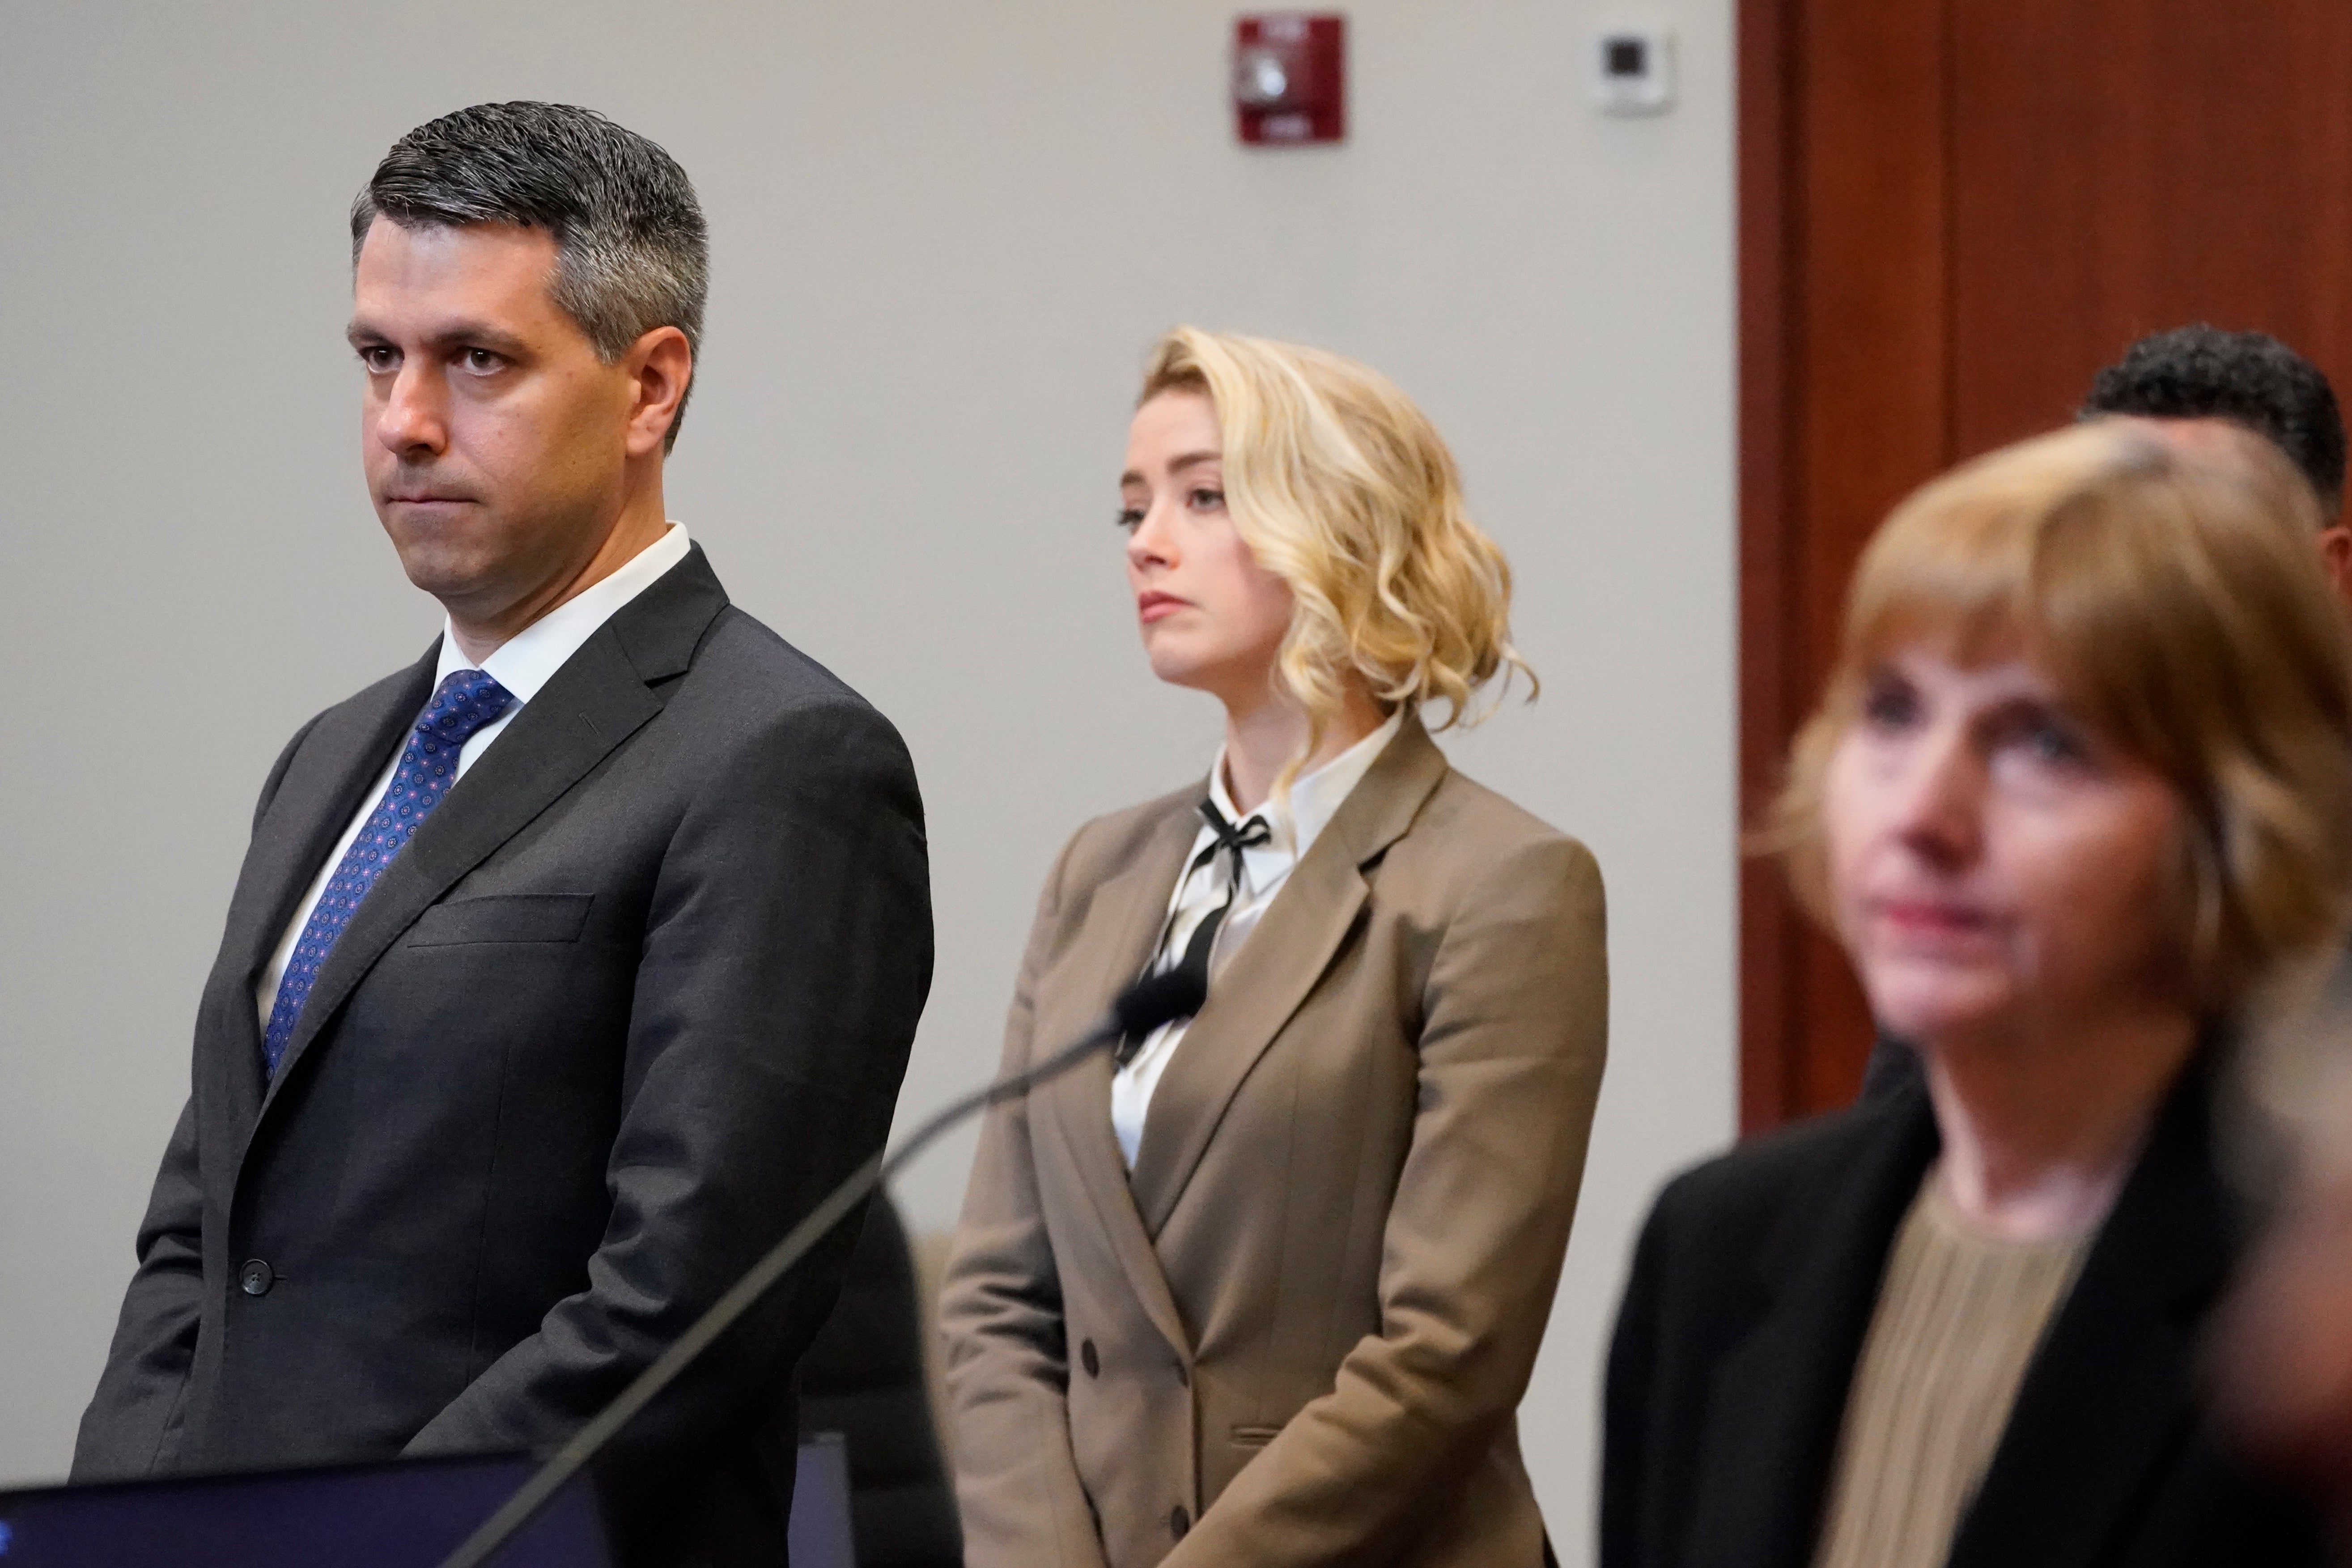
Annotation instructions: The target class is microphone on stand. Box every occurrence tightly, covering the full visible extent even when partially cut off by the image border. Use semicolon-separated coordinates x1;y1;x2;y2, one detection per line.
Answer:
437;964;1209;1568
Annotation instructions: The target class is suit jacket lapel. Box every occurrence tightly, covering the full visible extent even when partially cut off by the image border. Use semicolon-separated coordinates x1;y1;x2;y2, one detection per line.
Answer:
1128;717;1449;1239
1036;802;1200;1358
1688;1090;1940;1568
1949;1053;2232;1568
251;548;729;1126
214;647;439;1129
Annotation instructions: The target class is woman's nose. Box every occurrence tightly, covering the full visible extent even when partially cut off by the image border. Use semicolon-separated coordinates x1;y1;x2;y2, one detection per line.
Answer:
1892;727;1983;864
1126;501;1177;569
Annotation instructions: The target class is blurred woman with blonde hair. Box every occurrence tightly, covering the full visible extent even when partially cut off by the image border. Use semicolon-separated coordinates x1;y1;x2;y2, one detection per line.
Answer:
1603;419;2348;1568
942;327;1609;1567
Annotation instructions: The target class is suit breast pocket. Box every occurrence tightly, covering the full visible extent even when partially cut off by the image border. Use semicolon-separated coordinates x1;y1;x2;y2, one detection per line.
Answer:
407;893;594;947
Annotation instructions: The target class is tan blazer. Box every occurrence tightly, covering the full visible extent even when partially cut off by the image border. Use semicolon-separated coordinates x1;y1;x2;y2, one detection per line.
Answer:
942;717;1609;1568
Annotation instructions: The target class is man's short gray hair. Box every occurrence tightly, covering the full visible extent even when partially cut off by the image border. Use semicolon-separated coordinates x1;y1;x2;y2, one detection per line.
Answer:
352;102;709;451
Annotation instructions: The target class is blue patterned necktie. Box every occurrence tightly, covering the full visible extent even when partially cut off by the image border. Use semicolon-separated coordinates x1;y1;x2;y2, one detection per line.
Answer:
261;669;515;1076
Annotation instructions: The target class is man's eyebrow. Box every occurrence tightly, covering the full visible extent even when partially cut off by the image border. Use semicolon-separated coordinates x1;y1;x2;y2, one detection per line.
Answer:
344;319;533;357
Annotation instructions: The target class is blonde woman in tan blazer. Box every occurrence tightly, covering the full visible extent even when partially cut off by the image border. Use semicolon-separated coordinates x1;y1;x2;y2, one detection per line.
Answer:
941;328;1609;1568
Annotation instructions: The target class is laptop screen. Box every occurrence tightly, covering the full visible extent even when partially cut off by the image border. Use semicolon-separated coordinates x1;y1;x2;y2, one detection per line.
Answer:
0;1452;610;1568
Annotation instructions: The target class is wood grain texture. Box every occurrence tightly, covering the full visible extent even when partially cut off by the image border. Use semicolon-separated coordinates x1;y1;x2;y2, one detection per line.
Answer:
1742;0;1952;1129
1739;0;2352;1129
1950;0;2352;462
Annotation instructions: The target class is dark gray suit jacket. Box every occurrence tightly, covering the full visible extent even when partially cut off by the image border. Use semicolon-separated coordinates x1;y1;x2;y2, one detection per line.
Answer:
73;545;934;1567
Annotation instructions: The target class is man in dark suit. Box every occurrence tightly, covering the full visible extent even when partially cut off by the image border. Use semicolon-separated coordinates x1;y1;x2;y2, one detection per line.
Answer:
71;102;933;1568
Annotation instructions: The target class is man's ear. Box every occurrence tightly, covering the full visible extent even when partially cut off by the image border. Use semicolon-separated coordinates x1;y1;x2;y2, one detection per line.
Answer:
623;326;693;458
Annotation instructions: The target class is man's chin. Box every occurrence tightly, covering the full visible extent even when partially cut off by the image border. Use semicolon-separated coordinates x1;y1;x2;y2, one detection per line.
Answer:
386;540;506;610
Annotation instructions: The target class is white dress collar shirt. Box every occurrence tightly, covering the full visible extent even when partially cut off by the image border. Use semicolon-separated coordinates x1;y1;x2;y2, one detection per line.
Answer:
1110;710;1405;1169
254;523;693;1031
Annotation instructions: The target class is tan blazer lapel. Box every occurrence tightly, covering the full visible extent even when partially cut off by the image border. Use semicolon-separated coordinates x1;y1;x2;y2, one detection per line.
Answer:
1129;717;1451;1238
1034;800;1200;1354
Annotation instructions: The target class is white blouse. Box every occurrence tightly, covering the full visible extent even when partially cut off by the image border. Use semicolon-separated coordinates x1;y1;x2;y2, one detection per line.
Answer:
1110;713;1404;1167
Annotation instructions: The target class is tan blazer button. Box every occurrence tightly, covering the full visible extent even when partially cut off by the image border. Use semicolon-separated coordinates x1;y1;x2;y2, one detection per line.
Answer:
1081;1339;1100;1377
1169;1505;1190;1540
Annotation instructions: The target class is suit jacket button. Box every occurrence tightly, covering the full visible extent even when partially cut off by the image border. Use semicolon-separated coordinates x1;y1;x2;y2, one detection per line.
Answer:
1169;1505;1190;1540
239;1259;274;1297
1081;1339;1100;1378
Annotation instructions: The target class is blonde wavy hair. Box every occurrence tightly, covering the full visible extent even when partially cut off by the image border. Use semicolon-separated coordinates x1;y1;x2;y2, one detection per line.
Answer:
1768;419;2352;1016
1139;327;1533;774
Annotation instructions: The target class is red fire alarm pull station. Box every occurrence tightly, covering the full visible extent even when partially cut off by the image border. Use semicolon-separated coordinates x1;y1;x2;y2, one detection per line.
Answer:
1234;14;1346;145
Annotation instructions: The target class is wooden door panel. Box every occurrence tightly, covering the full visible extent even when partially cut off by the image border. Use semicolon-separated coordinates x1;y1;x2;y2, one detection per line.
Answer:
1743;0;1954;1126
1742;0;2352;1130
1951;0;2352;459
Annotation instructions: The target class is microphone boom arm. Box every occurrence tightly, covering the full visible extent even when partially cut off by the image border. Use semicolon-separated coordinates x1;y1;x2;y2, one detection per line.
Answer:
437;966;1203;1568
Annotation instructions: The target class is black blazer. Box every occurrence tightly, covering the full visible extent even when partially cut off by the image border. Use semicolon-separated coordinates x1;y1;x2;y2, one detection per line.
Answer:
1601;1053;2326;1568
72;546;934;1568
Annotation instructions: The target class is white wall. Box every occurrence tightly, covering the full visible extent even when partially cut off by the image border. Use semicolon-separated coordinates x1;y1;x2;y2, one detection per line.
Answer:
0;3;1734;1559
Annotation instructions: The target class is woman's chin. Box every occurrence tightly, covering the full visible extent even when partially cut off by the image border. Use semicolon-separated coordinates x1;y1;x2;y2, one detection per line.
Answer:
1144;645;1262;706
1145;652;1210;690
1863;968;2012;1048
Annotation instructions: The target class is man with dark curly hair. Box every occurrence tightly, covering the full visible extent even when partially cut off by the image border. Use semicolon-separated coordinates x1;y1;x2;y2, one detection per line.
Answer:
2082;323;2350;598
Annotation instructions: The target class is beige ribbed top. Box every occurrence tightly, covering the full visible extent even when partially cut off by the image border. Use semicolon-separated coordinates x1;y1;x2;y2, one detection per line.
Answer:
1810;1167;2093;1568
